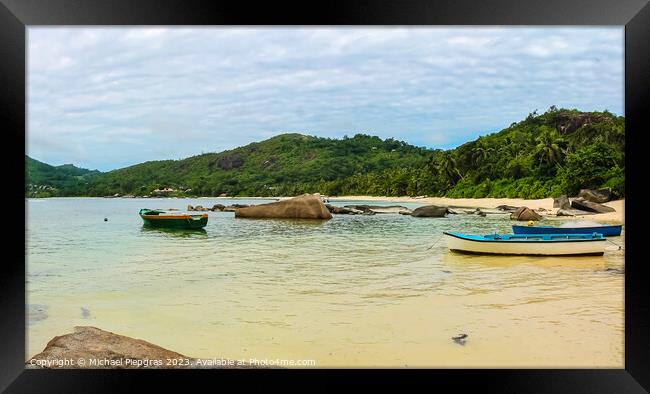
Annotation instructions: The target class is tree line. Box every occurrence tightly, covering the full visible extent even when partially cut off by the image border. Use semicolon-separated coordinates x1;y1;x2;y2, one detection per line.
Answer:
26;107;625;199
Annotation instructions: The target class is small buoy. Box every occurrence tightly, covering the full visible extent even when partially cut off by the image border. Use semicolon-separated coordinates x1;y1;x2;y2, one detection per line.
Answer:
104;218;108;222
527;220;535;226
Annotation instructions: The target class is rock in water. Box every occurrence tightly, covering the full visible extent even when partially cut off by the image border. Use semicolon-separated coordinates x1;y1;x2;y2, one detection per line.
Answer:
235;194;332;220
25;326;259;369
570;198;615;213
343;205;409;214
410;205;449;218
510;206;542;221
326;204;362;215
578;188;612;203
452;333;468;345
553;195;570;210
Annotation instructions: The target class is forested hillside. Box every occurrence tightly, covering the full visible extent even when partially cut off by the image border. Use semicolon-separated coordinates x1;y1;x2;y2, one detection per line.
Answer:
26;156;100;197
26;107;625;199
83;133;432;197
439;107;624;198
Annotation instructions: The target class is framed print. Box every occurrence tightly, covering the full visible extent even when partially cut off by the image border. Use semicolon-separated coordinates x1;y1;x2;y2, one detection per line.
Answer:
2;0;649;391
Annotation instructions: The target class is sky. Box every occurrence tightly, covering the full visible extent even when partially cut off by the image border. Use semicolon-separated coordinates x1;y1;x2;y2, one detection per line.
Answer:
28;27;624;171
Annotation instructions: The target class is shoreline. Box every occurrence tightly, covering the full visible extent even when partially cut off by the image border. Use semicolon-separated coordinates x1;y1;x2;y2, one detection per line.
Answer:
27;195;624;223
327;196;625;223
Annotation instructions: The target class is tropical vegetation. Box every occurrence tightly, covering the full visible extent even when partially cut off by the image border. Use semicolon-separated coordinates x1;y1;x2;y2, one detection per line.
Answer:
26;107;625;199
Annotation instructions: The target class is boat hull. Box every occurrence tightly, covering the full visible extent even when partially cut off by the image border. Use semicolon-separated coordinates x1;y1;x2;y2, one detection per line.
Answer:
140;214;208;229
512;225;622;236
444;232;606;256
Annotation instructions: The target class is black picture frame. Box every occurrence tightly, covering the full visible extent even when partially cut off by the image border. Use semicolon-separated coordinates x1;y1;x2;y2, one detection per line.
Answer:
2;0;648;391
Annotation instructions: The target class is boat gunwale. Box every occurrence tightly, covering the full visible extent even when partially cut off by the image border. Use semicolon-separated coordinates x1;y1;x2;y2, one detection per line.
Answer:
449;249;605;256
443;231;606;243
512;224;622;236
140;214;208;220
513;225;621;229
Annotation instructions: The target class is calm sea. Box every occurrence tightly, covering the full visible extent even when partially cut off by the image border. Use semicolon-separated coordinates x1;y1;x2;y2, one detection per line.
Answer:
26;197;624;367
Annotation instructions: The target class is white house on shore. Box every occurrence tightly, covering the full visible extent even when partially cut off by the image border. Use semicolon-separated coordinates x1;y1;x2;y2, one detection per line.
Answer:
152;187;176;196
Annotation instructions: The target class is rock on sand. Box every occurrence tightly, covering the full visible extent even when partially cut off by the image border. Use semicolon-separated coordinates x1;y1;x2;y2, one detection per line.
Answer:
510;206;542;221
26;326;256;369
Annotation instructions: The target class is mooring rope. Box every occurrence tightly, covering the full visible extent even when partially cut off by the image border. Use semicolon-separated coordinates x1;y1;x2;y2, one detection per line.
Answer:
426;243;436;250
606;238;622;250
426;238;442;250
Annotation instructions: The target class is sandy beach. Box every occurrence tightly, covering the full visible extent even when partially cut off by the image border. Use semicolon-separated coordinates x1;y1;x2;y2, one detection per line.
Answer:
327;196;625;223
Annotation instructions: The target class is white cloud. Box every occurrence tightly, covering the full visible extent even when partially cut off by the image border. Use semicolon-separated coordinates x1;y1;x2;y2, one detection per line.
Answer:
524;44;552;57
446;36;493;46
122;27;169;41
27;27;624;171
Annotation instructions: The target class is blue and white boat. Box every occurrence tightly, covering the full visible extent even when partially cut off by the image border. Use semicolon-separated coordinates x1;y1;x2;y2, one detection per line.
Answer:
443;232;607;256
512;224;622;237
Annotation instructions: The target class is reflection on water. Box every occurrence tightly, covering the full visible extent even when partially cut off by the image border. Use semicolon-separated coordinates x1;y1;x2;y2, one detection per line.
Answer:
140;226;208;237
26;198;624;367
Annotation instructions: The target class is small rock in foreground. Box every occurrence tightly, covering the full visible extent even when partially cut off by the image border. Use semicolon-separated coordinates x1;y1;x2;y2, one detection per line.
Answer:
26;326;266;369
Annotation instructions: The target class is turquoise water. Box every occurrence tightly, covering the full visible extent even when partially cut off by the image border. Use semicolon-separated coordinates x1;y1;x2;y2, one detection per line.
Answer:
26;197;624;367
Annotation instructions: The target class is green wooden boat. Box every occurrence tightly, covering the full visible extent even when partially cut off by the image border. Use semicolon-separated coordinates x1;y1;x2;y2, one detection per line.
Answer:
139;208;208;229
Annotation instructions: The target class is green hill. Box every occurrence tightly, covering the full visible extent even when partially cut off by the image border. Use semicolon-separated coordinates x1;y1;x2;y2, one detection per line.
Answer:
84;133;435;197
26;156;101;197
440;107;625;199
25;107;625;199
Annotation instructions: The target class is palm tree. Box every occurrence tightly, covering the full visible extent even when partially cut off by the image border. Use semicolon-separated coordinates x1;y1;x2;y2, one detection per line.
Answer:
437;152;464;182
534;128;566;167
426;153;438;173
471;141;494;166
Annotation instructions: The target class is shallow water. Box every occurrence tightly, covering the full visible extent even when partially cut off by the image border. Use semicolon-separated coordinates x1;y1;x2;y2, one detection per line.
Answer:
26;197;624;367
